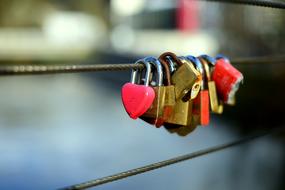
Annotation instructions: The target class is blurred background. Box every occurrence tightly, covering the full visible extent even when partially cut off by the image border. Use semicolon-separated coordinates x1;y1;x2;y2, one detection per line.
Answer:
0;0;284;189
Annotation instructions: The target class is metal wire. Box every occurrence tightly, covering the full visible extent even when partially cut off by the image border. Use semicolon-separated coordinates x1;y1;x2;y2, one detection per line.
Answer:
0;64;144;76
231;55;285;65
0;55;284;76
205;0;285;9
59;127;284;190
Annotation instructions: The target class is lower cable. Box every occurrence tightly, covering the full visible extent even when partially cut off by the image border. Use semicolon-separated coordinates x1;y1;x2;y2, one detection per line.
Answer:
59;127;285;190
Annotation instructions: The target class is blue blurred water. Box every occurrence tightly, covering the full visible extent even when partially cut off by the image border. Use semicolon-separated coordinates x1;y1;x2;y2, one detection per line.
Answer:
0;74;282;190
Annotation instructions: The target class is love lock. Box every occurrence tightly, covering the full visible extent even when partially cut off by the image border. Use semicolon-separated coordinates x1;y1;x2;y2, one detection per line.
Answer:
213;55;244;105
121;59;155;119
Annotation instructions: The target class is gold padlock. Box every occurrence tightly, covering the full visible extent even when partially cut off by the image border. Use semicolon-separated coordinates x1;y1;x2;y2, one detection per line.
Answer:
159;53;199;127
179;57;201;102
163;56;201;136
163;58;199;136
140;57;176;127
157;56;176;125
160;52;201;102
199;56;223;114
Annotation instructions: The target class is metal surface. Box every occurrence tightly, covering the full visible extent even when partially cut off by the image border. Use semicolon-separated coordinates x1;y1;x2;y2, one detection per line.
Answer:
131;60;151;85
180;59;201;101
144;57;163;86
186;56;205;95
169;55;200;101
59;127;285;190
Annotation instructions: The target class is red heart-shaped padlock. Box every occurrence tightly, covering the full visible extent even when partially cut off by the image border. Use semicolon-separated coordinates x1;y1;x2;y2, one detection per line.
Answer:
121;83;155;119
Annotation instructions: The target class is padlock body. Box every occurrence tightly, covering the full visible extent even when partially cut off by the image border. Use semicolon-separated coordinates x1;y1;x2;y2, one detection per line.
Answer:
142;86;165;118
164;99;192;126
141;85;176;127
192;90;209;126
121;83;155;119
208;81;223;114
162;85;176;119
200;90;210;126
212;59;243;105
164;97;196;135
171;62;200;101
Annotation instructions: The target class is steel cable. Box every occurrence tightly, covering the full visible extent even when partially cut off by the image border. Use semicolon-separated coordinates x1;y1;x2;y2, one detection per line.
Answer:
204;0;285;9
0;64;144;76
0;55;284;76
59;127;285;190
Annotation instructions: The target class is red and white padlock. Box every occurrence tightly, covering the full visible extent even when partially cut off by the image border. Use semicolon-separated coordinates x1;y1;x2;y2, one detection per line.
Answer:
121;60;155;119
212;55;244;105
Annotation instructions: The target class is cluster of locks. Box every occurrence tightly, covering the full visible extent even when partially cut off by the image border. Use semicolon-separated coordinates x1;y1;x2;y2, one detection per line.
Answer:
121;52;243;136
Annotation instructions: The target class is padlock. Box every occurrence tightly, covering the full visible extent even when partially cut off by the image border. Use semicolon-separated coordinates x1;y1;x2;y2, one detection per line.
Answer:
160;52;201;102
164;55;200;100
163;56;200;135
186;55;210;126
121;59;155;119
160;53;199;127
213;55;244;105
199;55;223;114
178;56;201;101
140;57;175;127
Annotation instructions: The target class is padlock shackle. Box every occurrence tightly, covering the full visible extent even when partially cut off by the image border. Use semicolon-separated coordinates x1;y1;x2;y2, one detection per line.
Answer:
130;59;143;84
159;52;183;67
131;59;152;86
165;57;176;74
198;57;211;82
158;57;172;86
200;55;216;67
158;52;183;86
186;56;204;74
144;57;163;86
216;54;231;63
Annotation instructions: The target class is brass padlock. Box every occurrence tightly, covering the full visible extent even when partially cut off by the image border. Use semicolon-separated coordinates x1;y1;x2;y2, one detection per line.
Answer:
178;56;201;101
199;56;223;114
160;52;201;102
155;56;176;126
163;56;200;136
140;57;176;127
159;53;197;127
